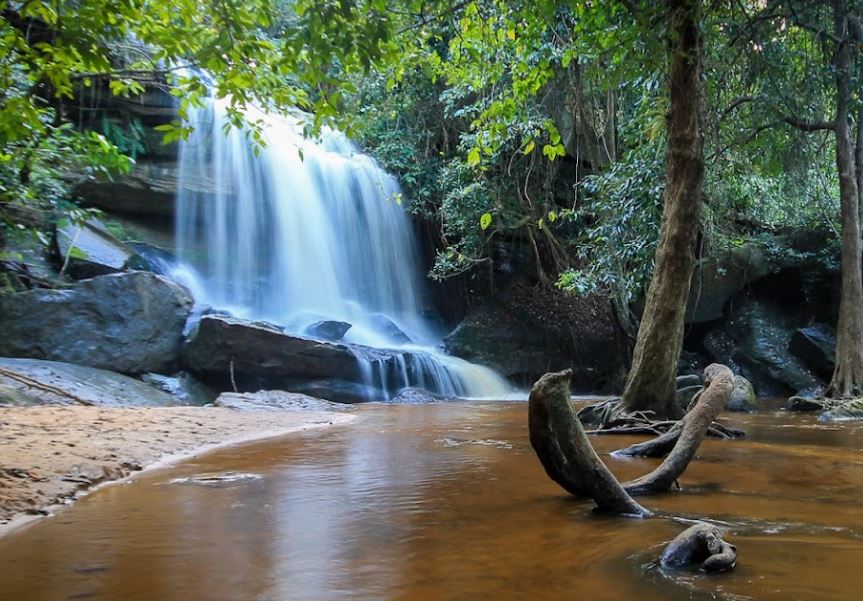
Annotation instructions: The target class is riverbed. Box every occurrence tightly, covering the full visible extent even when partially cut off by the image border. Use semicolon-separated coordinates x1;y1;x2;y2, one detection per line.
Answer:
1;401;861;601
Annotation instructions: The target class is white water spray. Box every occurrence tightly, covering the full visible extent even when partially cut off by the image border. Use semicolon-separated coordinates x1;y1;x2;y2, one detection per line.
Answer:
174;97;510;399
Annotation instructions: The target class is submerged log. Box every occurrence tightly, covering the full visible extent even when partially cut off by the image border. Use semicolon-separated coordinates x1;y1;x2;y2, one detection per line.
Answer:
528;364;735;513
660;522;737;573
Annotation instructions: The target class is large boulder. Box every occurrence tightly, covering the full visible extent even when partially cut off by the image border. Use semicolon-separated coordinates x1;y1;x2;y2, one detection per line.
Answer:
182;315;383;391
444;284;629;392
0;271;193;374
139;372;215;406
789;324;836;380
702;296;823;397
0;358;183;407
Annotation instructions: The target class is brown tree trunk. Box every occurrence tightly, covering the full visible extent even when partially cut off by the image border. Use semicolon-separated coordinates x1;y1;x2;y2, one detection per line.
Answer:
829;0;863;399
619;0;704;418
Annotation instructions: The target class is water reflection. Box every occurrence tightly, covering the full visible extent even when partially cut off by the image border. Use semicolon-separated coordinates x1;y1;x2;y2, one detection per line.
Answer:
1;403;862;601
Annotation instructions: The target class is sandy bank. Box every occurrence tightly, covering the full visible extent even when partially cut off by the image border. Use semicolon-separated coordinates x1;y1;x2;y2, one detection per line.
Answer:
0;405;356;534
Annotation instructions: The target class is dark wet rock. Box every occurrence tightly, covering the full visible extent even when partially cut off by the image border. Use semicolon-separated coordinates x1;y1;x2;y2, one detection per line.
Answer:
213;390;348;412
286;379;383;404
183;315;363;381
702;297;824;397
787;395;826;412
789;324;836;380
821;399;863;421
0;358;182;407
0;272;193;374
54;220;135;278
444;284;628;392
389;388;456;404
183;315;386;393
369;313;412;344
661;522;736;573
125;242;177;275
304;320;352;342
140;372;215;406
676;374;702;390
676;385;703;411
727;375;757;412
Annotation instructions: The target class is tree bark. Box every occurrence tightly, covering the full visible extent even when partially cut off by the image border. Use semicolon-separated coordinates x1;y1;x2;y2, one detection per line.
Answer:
619;0;704;418
527;364;733;516
528;370;649;516
829;0;863;399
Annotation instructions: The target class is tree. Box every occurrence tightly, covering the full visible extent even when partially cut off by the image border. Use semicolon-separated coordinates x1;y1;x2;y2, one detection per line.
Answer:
618;0;704;417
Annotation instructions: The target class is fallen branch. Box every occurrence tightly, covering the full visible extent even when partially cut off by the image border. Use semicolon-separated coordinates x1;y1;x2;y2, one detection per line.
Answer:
0;367;92;405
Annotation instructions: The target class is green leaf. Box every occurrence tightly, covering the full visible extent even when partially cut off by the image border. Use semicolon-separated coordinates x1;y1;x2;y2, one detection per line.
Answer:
524;140;536;155
480;212;493;230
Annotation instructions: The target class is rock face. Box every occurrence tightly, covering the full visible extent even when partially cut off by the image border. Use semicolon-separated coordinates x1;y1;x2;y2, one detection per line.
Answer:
74;159;219;218
0;358;182;407
182;315;379;392
369;314;412;344
701;297;823;397
686;242;777;324
444;284;629;392
0;272;193;374
285;379;382;404
213;390;348;412
789;324;836;380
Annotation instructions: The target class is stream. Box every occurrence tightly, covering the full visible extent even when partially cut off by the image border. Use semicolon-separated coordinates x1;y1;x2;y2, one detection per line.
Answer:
1;401;862;601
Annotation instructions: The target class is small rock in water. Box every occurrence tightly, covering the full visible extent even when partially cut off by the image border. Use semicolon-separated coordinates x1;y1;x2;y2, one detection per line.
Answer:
660;522;736;573
726;375;757;412
169;471;261;487
787;395;825;412
304;320;353;342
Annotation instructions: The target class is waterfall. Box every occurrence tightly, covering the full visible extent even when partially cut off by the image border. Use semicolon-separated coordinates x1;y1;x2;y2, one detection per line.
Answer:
174;96;511;399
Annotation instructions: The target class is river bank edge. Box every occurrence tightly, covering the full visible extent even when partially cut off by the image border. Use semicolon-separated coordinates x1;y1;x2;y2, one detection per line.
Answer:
0;405;359;539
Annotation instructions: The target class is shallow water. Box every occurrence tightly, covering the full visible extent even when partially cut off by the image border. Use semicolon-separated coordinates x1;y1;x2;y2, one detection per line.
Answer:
1;402;862;601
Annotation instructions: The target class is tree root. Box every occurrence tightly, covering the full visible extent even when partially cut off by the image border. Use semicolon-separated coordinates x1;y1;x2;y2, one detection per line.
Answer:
528;364;736;513
660;522;737;573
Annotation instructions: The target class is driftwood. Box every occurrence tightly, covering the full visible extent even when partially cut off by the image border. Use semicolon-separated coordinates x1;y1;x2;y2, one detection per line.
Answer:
528;364;736;514
660;522;737;573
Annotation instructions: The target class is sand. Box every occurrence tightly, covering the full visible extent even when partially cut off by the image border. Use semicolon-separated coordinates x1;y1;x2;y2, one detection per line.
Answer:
0;405;356;534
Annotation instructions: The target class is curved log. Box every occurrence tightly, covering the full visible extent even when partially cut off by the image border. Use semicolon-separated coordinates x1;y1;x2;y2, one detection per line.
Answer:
528;370;650;516
528;364;735;513
660;522;737;573
621;364;734;496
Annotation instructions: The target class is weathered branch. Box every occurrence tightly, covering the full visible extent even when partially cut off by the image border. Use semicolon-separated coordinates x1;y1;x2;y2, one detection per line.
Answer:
528;364;735;515
528;370;650;517
621;364;735;496
783;115;836;132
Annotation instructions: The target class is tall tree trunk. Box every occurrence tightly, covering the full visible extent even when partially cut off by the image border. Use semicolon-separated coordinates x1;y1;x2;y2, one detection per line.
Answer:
829;0;863;398
619;0;704;417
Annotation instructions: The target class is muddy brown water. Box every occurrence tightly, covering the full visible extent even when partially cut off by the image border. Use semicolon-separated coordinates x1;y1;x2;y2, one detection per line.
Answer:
1;401;863;601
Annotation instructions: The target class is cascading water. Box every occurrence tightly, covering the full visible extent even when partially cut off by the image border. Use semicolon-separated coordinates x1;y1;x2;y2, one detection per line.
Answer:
174;95;511;400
